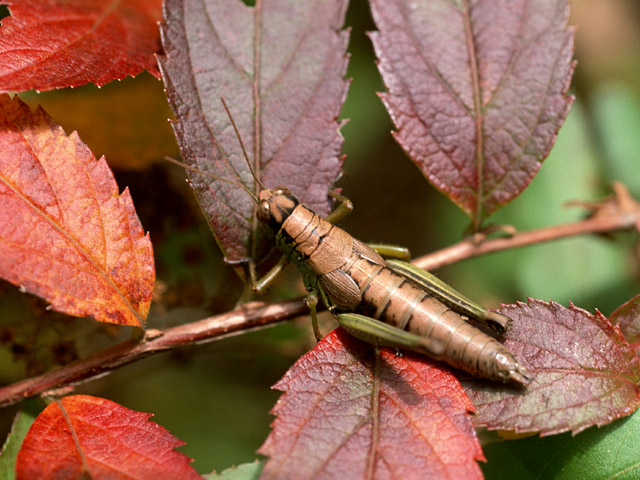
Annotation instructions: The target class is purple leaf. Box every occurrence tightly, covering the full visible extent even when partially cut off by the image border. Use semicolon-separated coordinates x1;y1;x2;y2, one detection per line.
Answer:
158;0;350;265
610;294;640;347
369;0;575;227
463;299;640;435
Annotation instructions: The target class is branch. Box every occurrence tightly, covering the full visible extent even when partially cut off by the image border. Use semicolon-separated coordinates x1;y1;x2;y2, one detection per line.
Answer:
0;299;307;408
0;183;638;408
414;182;640;271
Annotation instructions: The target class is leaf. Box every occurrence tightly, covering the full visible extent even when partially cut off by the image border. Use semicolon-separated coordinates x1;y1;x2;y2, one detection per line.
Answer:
592;84;640;196
448;101;625;314
463;299;640;435
0;94;154;326
0;0;162;92
0;410;36;480
14;395;202;480
369;0;575;227
482;408;640;479
158;0;350;265
488;101;626;311
258;329;484;480
205;460;263;480
610;294;640;345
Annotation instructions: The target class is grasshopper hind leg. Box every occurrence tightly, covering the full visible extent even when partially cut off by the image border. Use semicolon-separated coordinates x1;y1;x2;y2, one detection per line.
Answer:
335;312;446;358
368;243;411;261
385;259;512;333
481;311;512;333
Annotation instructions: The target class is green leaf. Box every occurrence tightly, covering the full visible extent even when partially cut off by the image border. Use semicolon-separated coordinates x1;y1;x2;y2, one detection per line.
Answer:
450;99;633;313
482;408;640;479
0;409;36;480
508;100;630;310
592;83;640;196
205;460;263;480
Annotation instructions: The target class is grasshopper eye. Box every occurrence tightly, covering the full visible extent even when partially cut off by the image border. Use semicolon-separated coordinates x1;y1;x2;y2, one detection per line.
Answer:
274;187;291;196
258;200;271;222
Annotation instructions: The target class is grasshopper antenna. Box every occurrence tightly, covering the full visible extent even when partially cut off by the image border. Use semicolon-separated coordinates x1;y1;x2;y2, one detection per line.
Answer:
220;97;266;191
164;156;258;203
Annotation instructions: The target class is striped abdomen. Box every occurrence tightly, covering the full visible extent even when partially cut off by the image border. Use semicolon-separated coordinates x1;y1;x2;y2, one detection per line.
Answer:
344;254;523;382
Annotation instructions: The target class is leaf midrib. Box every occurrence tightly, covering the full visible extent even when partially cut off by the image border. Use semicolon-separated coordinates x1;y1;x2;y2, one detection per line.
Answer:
0;165;144;327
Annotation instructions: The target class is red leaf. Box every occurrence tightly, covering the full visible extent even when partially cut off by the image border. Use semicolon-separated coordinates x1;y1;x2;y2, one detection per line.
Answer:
259;329;484;480
369;0;575;227
15;395;201;479
0;94;154;326
610;294;640;346
0;0;162;92
158;0;350;265
463;299;640;435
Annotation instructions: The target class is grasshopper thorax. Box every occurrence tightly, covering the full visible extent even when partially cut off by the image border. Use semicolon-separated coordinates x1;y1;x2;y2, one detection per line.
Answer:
257;187;300;231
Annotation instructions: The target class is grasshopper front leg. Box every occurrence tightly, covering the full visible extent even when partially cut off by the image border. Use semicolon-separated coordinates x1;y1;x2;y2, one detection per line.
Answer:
250;256;290;294
326;190;353;224
305;290;324;342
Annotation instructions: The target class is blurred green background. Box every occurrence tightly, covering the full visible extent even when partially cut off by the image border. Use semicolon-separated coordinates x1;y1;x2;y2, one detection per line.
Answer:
1;0;640;477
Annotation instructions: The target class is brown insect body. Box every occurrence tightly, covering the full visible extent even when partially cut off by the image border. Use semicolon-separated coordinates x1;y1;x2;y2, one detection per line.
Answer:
259;188;531;385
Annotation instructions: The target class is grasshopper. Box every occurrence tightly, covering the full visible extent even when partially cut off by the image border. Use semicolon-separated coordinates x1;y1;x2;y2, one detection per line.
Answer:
173;100;532;386
253;187;531;385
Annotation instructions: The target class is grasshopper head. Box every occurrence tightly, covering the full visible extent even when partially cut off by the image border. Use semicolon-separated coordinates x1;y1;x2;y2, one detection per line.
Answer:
257;187;299;230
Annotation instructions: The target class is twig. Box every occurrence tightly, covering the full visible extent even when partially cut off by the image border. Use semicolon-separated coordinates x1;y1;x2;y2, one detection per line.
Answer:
414;182;640;270
0;299;307;408
0;183;638;408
